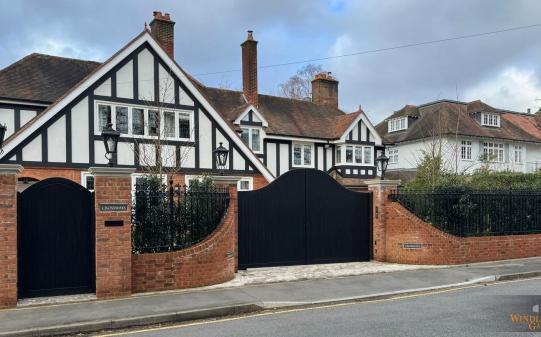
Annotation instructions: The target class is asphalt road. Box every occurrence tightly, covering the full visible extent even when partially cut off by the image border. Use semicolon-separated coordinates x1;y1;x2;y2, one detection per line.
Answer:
98;278;541;337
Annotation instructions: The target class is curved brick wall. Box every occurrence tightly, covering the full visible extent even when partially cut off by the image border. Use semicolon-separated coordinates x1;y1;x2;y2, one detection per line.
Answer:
131;188;238;293
385;202;541;265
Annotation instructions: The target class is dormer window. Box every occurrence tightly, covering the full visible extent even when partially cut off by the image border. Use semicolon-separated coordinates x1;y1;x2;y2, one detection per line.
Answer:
240;127;262;153
388;117;408;132
481;112;500;127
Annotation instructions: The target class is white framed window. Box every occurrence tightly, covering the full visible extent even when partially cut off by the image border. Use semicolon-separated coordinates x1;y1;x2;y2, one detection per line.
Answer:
481;112;500;127
514;145;523;163
81;172;95;192
185;175;253;191
292;142;313;167
335;144;374;166
240;127;262;153
95;101;194;141
483;142;504;162
460;140;472;160
387;117;408;132
388;148;399;164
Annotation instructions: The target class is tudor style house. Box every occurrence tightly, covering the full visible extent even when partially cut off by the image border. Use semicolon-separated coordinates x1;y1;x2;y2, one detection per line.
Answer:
376;99;541;180
0;12;382;190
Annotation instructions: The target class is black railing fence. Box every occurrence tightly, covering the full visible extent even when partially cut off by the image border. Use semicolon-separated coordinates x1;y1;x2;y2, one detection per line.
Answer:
389;189;541;237
132;178;230;253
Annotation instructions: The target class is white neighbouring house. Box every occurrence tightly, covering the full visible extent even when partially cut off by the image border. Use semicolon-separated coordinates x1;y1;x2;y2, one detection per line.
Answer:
0;12;383;190
376;99;541;180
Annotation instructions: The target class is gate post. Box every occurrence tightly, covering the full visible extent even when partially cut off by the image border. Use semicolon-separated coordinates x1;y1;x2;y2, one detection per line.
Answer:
0;164;22;308
89;167;135;299
366;179;400;262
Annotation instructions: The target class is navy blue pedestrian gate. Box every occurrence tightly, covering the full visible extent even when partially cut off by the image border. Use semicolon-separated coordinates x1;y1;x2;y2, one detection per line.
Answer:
18;178;95;298
238;169;371;269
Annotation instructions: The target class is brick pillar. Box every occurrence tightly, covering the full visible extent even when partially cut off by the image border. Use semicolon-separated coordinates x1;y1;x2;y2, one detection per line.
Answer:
366;179;400;262
0;164;22;308
211;176;240;272
89;167;135;299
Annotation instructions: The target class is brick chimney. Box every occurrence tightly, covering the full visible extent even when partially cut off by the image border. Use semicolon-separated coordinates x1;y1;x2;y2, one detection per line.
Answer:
312;72;339;109
241;30;258;107
150;11;175;59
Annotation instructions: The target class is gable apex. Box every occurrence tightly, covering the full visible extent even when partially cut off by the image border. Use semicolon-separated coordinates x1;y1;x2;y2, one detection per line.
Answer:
0;30;275;182
233;105;268;127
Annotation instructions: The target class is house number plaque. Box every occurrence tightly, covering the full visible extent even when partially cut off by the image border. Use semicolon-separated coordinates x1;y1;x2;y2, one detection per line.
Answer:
99;203;129;212
402;243;422;249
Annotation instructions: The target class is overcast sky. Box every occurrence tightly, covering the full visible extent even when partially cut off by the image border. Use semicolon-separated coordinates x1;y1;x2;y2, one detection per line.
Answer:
1;0;541;123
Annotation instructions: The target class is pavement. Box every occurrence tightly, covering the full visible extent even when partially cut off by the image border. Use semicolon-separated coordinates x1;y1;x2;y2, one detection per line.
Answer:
105;277;541;337
1;257;541;337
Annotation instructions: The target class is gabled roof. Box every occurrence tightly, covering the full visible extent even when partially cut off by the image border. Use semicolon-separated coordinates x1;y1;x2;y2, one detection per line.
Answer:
0;53;100;104
377;99;541;144
0;30;275;181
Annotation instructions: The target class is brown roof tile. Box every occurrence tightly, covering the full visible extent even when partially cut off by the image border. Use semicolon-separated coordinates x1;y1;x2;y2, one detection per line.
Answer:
0;53;100;103
377;99;541;144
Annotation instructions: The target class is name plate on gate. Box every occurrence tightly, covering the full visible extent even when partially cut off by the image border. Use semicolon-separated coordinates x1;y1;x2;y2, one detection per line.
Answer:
402;243;422;249
99;203;128;212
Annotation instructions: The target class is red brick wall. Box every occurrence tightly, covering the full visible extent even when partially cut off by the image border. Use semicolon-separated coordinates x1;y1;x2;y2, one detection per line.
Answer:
132;185;238;293
94;173;133;298
385;201;541;265
20;167;83;183
0;172;18;308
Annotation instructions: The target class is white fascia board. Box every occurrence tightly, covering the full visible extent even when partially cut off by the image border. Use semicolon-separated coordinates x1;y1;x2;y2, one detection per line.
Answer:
337;112;383;145
234;105;268;127
0;99;50;107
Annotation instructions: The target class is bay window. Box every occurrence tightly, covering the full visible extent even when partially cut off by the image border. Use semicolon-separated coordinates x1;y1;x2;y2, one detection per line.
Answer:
293;143;313;167
335;144;374;166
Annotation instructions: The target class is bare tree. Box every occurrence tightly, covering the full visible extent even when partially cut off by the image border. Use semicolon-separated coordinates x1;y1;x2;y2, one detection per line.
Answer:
278;64;323;100
130;65;195;182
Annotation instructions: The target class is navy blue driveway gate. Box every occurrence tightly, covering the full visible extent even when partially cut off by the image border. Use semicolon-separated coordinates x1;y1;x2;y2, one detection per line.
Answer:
238;169;371;269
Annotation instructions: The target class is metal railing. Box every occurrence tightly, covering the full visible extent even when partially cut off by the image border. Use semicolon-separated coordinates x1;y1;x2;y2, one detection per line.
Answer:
132;180;230;253
389;188;541;237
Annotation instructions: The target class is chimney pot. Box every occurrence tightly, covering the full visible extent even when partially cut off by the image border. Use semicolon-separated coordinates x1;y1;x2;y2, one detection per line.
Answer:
241;30;258;107
150;11;175;59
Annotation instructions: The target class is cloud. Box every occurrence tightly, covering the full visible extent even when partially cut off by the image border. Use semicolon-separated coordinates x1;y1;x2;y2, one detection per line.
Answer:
1;0;541;124
464;68;541;113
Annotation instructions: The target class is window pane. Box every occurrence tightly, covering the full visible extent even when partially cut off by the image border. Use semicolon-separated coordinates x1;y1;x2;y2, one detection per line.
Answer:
115;106;128;134
346;146;353;163
354;147;362;163
251;129;261;152
178;114;190;139
98;105;111;131
85;176;94;191
303;145;311;165
241;128;249;145
164;111;175;137
132;108;144;135
239;180;250;191
336;146;341;164
363;147;372;164
293;144;302;165
148;110;159;136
